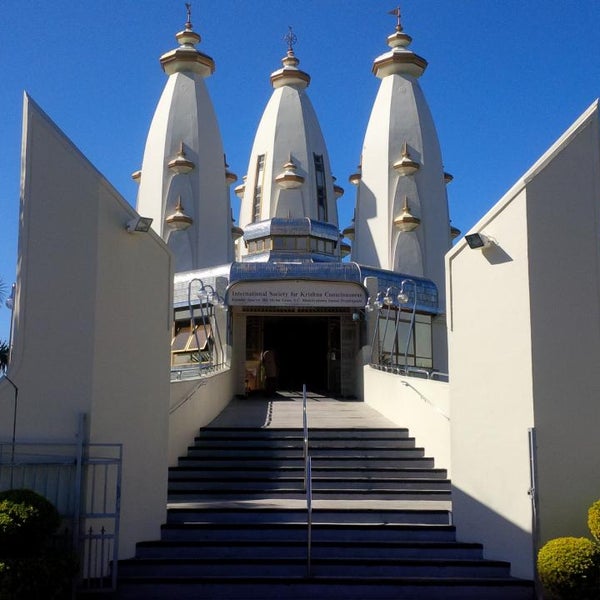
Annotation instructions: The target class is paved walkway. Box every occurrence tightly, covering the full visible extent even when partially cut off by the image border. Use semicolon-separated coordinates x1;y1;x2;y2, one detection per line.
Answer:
207;391;397;429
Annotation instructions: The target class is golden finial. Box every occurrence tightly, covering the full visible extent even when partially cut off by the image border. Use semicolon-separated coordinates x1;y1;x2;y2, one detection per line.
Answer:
388;6;403;32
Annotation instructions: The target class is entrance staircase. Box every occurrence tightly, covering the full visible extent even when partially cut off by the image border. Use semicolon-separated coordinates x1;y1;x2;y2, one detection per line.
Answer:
117;393;534;599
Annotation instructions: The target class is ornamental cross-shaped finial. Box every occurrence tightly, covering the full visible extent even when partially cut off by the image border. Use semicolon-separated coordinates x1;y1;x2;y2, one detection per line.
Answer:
185;3;193;29
388;6;403;32
284;26;297;53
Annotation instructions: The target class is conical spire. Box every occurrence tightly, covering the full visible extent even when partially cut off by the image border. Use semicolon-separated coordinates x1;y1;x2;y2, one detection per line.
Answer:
135;5;233;271
238;28;338;236
352;7;450;293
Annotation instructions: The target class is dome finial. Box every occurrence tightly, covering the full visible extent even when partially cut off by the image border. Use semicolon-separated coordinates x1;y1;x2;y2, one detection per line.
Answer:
185;2;193;30
270;25;310;88
388;6;403;33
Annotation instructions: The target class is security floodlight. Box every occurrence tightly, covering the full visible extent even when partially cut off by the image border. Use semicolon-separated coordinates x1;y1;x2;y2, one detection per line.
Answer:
5;284;15;310
465;233;493;250
126;216;153;233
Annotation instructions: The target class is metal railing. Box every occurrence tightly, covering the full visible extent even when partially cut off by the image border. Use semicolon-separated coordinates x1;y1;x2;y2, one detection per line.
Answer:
170;362;226;382
306;455;313;578
371;363;449;382
302;384;313;577
302;384;308;489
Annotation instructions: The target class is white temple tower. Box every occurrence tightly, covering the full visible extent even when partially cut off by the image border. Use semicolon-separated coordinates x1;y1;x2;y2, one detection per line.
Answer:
351;11;451;302
135;9;233;271
237;30;342;261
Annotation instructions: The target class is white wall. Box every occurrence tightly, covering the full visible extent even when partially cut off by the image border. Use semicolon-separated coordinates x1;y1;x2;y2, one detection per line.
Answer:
446;101;600;579
524;105;600;544
447;187;535;578
0;95;172;559
168;368;234;466
363;366;451;472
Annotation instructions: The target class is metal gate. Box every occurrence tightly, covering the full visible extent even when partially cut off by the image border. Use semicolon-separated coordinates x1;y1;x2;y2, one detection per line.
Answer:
0;415;122;593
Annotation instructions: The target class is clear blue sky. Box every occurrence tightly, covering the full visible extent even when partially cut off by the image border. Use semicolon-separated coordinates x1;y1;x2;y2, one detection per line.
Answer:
2;0;600;341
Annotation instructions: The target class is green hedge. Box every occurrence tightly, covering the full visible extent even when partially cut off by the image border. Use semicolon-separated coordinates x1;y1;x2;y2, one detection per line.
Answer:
0;489;77;599
537;536;600;599
0;552;78;600
0;489;61;556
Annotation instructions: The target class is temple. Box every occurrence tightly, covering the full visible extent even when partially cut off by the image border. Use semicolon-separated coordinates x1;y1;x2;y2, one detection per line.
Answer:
1;6;600;598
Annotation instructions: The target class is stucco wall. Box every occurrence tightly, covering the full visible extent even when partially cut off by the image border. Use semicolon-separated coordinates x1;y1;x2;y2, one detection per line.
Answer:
447;187;535;579
0;95;172;559
525;107;600;544
169;368;234;466
446;101;600;579
363;366;451;472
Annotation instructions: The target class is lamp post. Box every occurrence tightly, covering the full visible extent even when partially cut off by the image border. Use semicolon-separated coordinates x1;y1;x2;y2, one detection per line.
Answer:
398;279;418;372
365;292;383;364
4;283;15;366
3;283;17;488
186;279;226;371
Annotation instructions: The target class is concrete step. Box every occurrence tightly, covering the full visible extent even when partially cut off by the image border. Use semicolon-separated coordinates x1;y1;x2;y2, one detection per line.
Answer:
177;456;436;468
191;438;418;449
135;539;484;560
115;577;534;600
165;506;452;526
167;477;452;491
184;447;426;458
197;427;410;439
167;489;452;502
118;556;512;578
168;466;449;480
159;522;460;543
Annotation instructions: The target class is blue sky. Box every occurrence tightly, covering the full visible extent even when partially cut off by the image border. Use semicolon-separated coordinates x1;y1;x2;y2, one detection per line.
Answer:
2;0;600;341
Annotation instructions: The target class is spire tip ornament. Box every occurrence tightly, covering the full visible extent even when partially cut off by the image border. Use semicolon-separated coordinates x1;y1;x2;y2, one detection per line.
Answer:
284;26;298;54
185;2;193;30
388;6;403;32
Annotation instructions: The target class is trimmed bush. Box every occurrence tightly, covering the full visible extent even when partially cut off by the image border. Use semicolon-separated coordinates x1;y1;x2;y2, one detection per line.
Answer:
0;489;60;556
537;536;600;599
0;551;78;600
0;490;76;598
588;499;600;544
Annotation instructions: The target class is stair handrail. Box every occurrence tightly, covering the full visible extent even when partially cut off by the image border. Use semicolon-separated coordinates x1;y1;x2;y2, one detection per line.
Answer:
302;384;313;577
306;455;313;578
302;384;308;490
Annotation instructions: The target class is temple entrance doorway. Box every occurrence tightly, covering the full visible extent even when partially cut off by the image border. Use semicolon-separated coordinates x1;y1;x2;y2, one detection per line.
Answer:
264;316;330;393
245;314;344;394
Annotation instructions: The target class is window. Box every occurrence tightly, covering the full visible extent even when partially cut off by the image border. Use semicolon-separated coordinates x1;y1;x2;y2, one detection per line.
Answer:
252;154;266;223
314;153;328;221
171;323;213;365
378;311;432;368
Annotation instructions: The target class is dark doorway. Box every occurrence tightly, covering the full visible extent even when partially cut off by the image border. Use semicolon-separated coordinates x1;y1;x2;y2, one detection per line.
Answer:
263;316;330;392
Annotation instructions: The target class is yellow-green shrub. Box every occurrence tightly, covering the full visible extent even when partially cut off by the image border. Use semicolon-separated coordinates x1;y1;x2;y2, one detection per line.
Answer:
0;489;60;556
588;500;600;544
537;537;600;599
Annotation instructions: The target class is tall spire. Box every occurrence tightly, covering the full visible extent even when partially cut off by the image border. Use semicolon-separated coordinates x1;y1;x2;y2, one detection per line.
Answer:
135;6;233;271
351;8;451;299
237;29;341;261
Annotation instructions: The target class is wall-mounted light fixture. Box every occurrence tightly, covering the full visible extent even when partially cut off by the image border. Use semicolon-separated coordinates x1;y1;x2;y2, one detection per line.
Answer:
465;232;494;250
126;216;153;233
